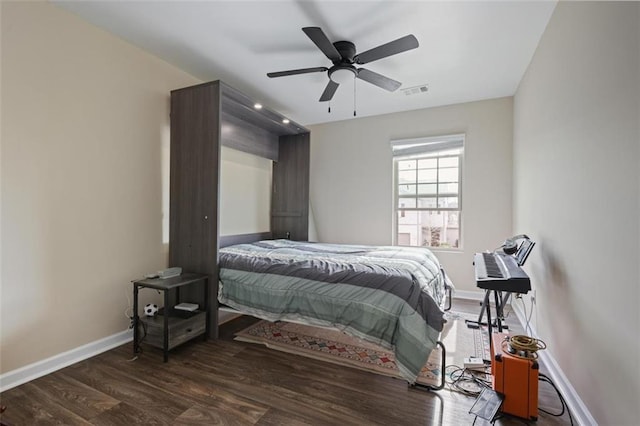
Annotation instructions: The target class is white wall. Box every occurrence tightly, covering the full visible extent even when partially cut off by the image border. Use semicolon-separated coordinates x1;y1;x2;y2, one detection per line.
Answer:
219;146;272;236
513;2;639;424
0;2;199;374
309;97;514;292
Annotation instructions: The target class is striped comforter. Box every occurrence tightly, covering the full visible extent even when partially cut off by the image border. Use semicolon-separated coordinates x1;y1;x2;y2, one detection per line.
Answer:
218;239;449;383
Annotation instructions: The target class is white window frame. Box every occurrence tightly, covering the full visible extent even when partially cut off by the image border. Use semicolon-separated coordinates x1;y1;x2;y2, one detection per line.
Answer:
391;134;464;250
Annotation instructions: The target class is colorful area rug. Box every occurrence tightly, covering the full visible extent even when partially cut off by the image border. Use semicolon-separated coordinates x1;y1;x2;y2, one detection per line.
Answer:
235;311;490;387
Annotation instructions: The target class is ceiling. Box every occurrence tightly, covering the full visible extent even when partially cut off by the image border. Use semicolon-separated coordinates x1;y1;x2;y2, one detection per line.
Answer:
53;1;557;126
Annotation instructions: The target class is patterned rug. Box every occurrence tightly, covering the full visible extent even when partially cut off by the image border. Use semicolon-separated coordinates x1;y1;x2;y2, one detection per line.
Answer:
235;311;490;387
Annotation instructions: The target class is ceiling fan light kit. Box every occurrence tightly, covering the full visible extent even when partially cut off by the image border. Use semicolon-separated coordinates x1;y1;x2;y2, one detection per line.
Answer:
329;67;356;85
267;27;419;107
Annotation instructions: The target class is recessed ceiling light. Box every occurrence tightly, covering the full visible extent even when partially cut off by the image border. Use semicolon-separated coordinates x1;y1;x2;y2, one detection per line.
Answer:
282;119;290;124
254;103;263;109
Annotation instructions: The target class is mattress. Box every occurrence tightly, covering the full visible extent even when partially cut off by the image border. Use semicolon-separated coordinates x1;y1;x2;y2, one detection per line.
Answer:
218;239;449;383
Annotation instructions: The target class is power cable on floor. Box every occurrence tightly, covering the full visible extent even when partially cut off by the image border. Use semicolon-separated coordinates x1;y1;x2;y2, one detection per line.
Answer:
538;373;574;425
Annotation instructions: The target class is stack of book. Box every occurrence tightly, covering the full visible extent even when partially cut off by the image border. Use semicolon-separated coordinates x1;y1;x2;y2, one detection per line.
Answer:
173;302;199;318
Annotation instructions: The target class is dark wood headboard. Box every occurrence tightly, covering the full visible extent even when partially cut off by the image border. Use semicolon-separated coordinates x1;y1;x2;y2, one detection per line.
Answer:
219;232;273;248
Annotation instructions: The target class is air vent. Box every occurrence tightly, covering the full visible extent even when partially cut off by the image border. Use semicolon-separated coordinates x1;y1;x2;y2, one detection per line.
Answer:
402;84;429;96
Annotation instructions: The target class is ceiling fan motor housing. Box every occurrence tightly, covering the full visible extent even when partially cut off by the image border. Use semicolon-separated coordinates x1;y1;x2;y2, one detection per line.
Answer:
333;40;356;63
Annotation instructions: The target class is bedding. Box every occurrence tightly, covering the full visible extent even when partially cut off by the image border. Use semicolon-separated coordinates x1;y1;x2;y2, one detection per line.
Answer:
218;239;450;383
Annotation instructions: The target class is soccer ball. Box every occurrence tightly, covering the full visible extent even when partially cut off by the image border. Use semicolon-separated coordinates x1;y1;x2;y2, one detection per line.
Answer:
144;303;158;317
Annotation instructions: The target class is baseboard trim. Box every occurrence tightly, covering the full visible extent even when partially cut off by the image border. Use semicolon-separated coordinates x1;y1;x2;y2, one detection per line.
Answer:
452;289;485;301
512;303;597;426
0;329;133;393
218;311;242;325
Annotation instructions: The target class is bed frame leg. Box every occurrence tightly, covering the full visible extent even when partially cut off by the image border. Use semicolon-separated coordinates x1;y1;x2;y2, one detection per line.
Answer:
409;341;446;392
440;268;453;312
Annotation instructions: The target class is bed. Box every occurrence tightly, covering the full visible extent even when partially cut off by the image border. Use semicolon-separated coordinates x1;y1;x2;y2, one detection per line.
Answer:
217;238;452;387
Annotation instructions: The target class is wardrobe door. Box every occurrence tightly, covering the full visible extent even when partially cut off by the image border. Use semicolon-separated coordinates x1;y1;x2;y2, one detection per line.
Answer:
169;82;221;337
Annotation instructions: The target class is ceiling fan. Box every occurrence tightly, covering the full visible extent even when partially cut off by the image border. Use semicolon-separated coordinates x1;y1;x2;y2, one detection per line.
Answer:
267;27;419;102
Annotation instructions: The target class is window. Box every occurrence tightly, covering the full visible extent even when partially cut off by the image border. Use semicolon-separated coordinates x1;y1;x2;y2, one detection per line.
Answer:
392;134;463;249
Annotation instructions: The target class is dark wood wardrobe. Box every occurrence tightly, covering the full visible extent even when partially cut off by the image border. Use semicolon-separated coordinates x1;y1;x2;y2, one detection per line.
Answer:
169;81;310;337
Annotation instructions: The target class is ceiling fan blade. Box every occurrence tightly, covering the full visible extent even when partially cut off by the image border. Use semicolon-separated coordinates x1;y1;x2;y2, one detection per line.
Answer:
302;27;342;62
319;80;339;102
354;34;419;65
267;67;328;78
357;68;402;92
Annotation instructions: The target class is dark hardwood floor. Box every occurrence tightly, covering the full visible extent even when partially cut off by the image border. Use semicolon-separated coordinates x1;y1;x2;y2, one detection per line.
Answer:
0;299;573;425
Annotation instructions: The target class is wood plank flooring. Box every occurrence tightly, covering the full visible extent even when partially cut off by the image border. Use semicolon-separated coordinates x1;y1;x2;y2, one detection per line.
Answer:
0;299;573;425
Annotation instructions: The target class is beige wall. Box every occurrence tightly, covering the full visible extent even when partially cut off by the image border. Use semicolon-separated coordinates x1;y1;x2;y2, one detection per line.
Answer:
514;2;639;424
308;97;514;292
0;2;199;373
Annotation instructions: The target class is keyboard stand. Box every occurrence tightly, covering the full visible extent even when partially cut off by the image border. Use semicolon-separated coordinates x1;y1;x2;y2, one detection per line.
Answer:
481;290;505;355
464;289;514;357
466;291;511;330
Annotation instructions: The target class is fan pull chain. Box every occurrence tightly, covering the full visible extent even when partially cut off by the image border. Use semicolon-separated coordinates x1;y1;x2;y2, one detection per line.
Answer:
353;77;357;117
328;100;331;114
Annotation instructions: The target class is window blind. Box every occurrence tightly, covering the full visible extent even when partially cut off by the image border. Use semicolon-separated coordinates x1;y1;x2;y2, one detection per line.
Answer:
390;134;465;157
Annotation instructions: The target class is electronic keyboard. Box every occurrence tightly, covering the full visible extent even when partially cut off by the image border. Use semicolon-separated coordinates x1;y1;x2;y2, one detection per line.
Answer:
474;252;531;294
